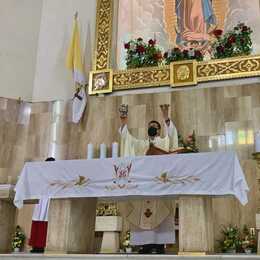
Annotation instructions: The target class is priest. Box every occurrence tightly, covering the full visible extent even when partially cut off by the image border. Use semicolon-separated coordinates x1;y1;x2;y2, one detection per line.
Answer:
119;104;178;254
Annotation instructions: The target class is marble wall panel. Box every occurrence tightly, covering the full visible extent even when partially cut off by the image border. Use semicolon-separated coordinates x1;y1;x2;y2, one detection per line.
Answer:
0;81;260;252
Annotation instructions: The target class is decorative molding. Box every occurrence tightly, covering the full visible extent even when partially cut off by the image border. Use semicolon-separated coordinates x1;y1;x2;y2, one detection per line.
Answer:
90;0;260;95
113;66;170;91
197;55;260;82
93;0;113;71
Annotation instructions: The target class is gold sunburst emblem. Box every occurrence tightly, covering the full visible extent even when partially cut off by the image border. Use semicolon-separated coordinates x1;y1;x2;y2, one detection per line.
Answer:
177;65;190;81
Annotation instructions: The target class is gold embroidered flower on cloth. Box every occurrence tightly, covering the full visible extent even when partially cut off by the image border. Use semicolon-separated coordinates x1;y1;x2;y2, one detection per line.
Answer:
155;172;200;185
49;175;90;189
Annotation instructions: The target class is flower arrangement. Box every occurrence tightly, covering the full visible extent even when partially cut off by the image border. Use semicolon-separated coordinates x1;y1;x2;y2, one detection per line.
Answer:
178;131;199;153
164;48;203;64
212;23;253;59
96;202;118;216
122;231;131;252
219;225;241;253
219;225;257;254
124;38;163;69
123;23;253;69
241;226;256;254
11;226;25;251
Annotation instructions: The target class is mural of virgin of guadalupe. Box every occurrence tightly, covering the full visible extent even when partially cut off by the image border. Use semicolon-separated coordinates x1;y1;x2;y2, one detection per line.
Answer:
175;0;216;49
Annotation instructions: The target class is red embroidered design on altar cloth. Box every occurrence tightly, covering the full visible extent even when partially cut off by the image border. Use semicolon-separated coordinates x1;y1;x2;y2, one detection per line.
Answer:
105;161;138;191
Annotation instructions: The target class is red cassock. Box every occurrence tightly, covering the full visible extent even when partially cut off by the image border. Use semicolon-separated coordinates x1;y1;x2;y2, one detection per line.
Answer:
29;198;50;248
29;221;48;248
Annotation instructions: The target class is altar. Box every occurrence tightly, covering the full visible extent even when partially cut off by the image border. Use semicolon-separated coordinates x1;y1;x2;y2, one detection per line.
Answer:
13;152;249;255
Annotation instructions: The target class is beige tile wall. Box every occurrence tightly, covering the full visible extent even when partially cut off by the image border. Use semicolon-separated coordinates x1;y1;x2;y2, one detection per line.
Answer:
2;82;260;251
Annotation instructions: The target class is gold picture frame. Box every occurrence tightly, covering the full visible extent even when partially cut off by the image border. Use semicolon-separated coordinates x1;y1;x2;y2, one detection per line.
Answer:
89;69;113;95
89;0;260;95
170;60;197;87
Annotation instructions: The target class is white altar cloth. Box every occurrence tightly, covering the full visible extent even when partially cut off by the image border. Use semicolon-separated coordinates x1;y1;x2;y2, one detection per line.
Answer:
14;152;249;208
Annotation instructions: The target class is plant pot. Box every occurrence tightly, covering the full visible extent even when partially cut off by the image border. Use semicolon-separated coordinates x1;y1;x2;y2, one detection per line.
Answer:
244;248;252;254
13;248;20;253
226;249;236;254
125;247;132;253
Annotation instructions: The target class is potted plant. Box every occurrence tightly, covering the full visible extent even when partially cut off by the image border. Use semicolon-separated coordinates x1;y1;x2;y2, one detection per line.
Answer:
11;226;25;253
177;131;199;153
122;231;132;253
241;226;256;254
219;225;241;253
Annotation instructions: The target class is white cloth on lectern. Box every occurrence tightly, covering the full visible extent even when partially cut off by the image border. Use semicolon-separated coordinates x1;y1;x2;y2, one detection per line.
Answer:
130;216;175;245
32;198;50;221
72;88;87;123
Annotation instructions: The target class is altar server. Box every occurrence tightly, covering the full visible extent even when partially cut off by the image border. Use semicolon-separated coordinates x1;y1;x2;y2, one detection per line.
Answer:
29;157;55;253
119;104;178;254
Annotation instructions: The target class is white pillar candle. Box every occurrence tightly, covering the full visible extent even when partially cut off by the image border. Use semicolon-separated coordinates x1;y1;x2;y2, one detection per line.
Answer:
255;131;260;153
112;142;119;158
100;143;107;159
87;143;94;159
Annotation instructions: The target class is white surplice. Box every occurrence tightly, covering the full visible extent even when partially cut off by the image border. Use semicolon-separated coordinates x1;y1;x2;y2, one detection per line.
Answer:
119;120;178;245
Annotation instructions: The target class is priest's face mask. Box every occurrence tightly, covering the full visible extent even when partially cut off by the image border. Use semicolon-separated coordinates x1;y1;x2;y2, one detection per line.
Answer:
148;121;161;138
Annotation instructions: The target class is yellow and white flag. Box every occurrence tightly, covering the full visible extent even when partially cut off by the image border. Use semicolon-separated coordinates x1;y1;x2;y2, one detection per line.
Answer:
66;15;86;85
66;14;87;123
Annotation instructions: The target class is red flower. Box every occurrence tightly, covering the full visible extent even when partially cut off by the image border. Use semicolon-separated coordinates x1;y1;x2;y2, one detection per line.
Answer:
183;50;189;56
156;52;162;60
242;26;248;32
148;39;156;45
213;29;223;38
194;50;202;58
228;35;236;44
163;52;168;59
173;47;181;53
137;37;143;42
153;52;162;60
137;45;145;53
216;45;225;53
124;42;130;49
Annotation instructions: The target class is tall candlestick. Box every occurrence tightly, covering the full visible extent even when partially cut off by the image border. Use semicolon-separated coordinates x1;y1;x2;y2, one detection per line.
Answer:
100;143;107;159
255;131;260;152
87;143;94;159
112;142;119;158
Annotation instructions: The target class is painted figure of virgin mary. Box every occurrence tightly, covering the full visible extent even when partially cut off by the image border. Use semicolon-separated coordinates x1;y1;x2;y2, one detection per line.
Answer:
175;0;216;49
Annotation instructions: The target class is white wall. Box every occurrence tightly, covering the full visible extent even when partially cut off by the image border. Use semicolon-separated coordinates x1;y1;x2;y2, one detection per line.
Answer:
32;0;96;102
0;0;43;100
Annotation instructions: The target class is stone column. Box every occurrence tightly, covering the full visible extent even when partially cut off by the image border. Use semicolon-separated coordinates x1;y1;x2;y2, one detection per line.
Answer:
46;198;97;254
178;196;214;254
0;200;16;253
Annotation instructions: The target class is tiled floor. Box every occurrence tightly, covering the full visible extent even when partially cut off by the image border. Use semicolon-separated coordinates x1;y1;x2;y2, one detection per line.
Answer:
0;254;260;260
